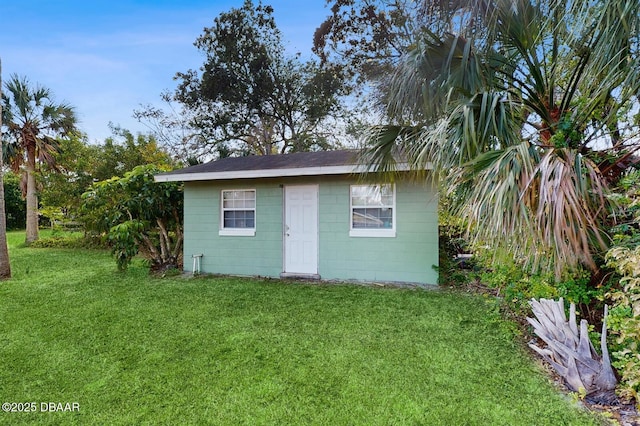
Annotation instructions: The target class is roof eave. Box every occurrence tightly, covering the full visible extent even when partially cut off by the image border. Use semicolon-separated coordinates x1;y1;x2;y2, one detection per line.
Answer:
154;163;431;182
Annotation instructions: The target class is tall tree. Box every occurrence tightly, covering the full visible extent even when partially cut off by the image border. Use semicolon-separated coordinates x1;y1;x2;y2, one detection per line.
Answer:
2;74;77;244
363;0;640;278
314;0;415;90
134;91;209;166
0;58;11;279
174;0;348;157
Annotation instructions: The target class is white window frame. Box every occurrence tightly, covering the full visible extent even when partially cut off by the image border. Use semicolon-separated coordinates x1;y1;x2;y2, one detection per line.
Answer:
219;189;256;236
349;184;396;238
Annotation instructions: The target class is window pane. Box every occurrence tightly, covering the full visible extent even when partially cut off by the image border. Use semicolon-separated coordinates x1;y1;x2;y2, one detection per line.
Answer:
223;211;236;228
380;194;393;205
245;211;255;228
222;189;256;229
351;195;368;206
352;208;393;229
350;184;394;233
351;185;392;207
350;186;367;199
223;210;255;228
223;191;256;208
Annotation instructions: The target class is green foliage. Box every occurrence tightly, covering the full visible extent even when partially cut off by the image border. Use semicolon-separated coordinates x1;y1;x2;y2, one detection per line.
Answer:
2;73;79;243
503;276;558;309
605;246;640;405
436;190;476;286
38;133;98;225
29;234;98;249
476;245;613;323
24;228;101;250
2;171;25;230
437;224;473;286
609;170;640;249
92;126;175;182
556;269;610;308
38;128;176;228
474;247;569;314
478;256;525;289
108;220;146;271
80;165;183;271
313;0;415;91
363;0;640;278
174;0;348;156
549;117;583;149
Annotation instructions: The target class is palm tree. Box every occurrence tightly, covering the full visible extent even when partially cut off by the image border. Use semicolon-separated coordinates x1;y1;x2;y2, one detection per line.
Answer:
0;58;12;279
366;0;640;278
2;74;77;244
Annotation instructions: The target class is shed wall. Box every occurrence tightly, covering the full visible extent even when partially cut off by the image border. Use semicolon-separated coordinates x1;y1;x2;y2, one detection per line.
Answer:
183;175;438;285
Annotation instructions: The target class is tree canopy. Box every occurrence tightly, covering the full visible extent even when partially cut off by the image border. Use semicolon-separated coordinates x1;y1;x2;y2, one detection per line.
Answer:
174;0;348;157
314;0;415;88
360;0;640;277
134;91;209;165
38;127;175;226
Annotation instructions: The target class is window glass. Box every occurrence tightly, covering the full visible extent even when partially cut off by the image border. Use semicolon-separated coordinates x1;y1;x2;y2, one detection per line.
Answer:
350;185;395;231
221;190;256;229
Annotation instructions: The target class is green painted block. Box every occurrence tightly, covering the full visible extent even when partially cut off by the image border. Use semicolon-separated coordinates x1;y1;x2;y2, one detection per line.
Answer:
183;175;438;285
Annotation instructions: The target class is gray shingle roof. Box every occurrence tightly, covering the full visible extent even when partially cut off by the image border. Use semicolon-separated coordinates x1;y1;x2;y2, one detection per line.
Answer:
155;150;366;182
170;150;358;174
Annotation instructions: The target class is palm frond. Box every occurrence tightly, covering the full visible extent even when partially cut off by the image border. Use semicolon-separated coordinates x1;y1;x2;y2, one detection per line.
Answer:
386;31;492;123
366;0;640;276
360;125;404;174
459;145;610;276
533;149;610;273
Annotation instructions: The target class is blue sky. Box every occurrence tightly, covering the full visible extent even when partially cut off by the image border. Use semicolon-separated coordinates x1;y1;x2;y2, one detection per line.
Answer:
1;0;330;142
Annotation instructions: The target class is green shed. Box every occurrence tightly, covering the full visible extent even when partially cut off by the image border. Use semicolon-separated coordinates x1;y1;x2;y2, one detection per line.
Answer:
155;150;438;285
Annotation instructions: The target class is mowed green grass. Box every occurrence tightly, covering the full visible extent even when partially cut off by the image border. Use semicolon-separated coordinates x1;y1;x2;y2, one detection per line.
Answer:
0;231;603;425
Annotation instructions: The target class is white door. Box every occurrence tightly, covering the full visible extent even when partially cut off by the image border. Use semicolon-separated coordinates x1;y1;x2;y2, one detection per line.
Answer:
284;185;318;275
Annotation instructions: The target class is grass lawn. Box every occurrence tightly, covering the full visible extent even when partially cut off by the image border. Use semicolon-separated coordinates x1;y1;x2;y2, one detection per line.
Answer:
0;231;605;425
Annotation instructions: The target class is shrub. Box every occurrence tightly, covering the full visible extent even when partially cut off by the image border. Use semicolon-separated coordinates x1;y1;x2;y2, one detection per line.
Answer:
605;246;640;405
503;275;558;308
80;165;183;272
437;194;474;286
29;233;103;250
3;171;26;230
437;223;475;286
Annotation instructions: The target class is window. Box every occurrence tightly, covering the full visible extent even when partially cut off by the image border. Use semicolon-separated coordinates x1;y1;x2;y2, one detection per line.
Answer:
219;189;256;236
350;184;395;237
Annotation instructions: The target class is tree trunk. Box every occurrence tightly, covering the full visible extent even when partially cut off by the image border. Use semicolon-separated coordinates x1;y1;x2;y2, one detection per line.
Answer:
24;147;39;244
527;298;618;404
0;58;12;278
171;208;183;260
156;218;169;262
